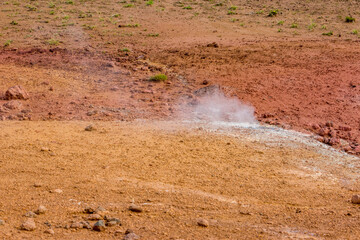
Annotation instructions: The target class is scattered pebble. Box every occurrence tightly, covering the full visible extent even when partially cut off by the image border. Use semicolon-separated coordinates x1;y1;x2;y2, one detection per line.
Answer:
40;147;50;152
129;204;143;213
35;205;47;215
70;222;83;229
33;183;42;188
197;218;209;227
124;232;140;240
93;220;105;232
44;229;55;235
0;219;5;226
87;214;102;221
84;207;95;214
106;221;117;227
21;218;36;231
50;189;63;194
85;125;96;131
24;211;37;218
351;195;360;204
80;221;92;229
106;217;121;225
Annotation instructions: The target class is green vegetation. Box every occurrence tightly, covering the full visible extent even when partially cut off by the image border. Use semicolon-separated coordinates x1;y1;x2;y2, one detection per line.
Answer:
121;48;130;52
308;22;316;31
150;74;168;82
4;40;12;47
123;4;134;8
227;11;236;15
351;29;358;35
47;39;60;45
268;9;278;17
277;20;284;25
10;20;18;25
345;16;355;23
290;23;298;28
49;2;55;8
183;6;192;10
65;0;74;4
228;6;237;11
146;0;153;6
322;31;333;36
147;33;159;37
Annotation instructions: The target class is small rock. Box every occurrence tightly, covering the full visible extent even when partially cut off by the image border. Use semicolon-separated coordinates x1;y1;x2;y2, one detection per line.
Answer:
84;207;96;214
80;221;92;229
24;211;37;218
0;219;5;226
44;229;55;235
106;217;121;225
92;220;105;232
129;204;143;213
197;218;209;227
124;232;140;240
33;183;42;188
206;42;219;48
351;195;360;204
21;218;36;231
35;205;47;215
202;80;209;85
5;85;30;100
40;147;50;152
106;221;117;227
87;214;102;220
85;125;96;131
70;222;83;229
50;189;63;194
3;100;22;110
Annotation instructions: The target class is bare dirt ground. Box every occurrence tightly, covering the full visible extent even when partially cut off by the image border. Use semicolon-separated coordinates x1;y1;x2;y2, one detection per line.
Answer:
0;0;360;239
0;121;360;239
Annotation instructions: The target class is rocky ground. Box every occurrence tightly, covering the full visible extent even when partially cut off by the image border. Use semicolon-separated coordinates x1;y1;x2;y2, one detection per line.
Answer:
0;121;360;239
0;0;360;239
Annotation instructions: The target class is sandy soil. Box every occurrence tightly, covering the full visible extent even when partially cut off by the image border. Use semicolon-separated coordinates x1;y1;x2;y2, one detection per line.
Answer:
0;121;359;239
0;0;360;239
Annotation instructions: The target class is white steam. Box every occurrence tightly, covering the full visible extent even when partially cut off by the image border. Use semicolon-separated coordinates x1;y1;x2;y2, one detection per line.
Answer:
178;87;257;123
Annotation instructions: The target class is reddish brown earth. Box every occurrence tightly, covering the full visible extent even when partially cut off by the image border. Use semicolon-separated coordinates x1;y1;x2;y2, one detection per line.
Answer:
0;0;360;239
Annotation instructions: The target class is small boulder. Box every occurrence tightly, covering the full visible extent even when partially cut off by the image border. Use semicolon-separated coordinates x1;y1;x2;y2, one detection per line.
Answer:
197;218;209;227
3;100;22;110
124;232;140;240
24;211;37;218
5;85;30;100
70;222;83;229
85;125;96;131
351;194;360;204
44;229;55;235
35;205;47;215
21;218;36;231
50;189;63;194
128;204;143;213
93;220;105;232
0;219;5;226
87;214;102;221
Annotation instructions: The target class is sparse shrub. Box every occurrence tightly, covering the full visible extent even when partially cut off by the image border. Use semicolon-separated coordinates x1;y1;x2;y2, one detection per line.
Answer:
290;23;298;28
351;29;358;35
123;4;133;8
47;39;59;45
322;31;333;36
268;9;278;17
26;5;37;11
277;20;284;25
150;74;168;82
308;22;316;31
183;6;192;10
49;10;55;15
146;0;153;6
227;11;236;15
228;6;237;11
121;48;130;52
321;25;327;29
345;16;355;23
65;0;74;4
10;20;18;25
147;33;159;37
4;40;12;47
256;10;264;14
49;2;55;8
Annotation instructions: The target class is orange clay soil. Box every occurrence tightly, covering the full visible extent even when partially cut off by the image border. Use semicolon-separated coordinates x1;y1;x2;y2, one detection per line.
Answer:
0;121;359;239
